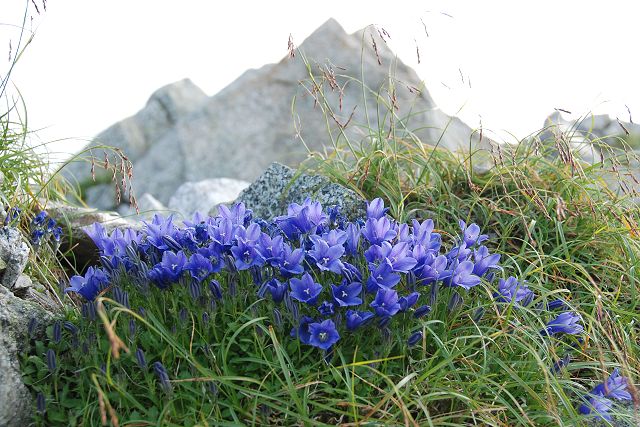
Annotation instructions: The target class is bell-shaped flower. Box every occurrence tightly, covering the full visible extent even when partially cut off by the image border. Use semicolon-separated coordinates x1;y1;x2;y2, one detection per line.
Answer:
494;277;534;306
473;246;501;277
459;220;488;247
345;310;374;331
65;266;109;301
366;198;389;219
331;280;362;307
344;223;361;256
289;273;323;305
366;261;401;292
308;319;340;350
591;369;632;401
444;261;481;290
415;254;449;285
185;253;214;283
370;288;401;317
264;278;287;304
308;235;344;274
543;312;584;335
362;217;397;246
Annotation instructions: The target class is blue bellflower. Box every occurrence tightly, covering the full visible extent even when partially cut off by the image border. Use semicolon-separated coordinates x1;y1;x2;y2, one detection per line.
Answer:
289;273;323;305
494;276;535;306
370;288;401;317
307;319;340;350
331;280;363;306
65;266;110;300
543;312;584;336
345;310;374;331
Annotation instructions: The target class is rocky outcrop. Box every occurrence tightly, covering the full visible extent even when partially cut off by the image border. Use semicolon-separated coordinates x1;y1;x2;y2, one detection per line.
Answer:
67;18;487;212
0;227;29;290
0;286;57;427
0;222;61;426
236;162;366;220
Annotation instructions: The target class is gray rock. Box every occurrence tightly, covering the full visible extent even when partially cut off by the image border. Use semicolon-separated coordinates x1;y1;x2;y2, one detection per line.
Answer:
168;178;250;219
236;162;366;221
70;19;488;208
61;78;209;209
0;286;57;427
83;183;117;211
117;193;169;220
0;227;29;290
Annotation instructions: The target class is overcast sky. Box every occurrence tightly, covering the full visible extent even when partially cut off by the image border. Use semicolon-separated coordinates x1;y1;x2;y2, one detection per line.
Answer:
2;1;639;161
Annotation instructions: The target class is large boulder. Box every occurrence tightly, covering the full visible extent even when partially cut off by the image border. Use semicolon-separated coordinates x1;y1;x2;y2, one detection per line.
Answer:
69;19;487;211
236;162;366;220
62;78;208;199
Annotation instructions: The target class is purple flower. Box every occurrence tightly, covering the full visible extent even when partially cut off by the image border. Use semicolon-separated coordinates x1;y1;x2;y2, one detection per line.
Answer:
366;261;401;292
274;243;305;276
544;312;584;336
362;217;397;246
317;301;335;317
289;273;323;305
365;241;416;272
398;292;420;312
459;220;488;247
307;319;340;350
413;304;432;318
366;198;389;219
152;361;172;392
411;219;440;250
407;331;423;346
33;211;47;225
331;281;362;307
592;369;632;401
65;266;110;301
472;246;501;277
577;394;613;421
185;253;214;282
257;233;285;263
494;277;534;306
218;202;251;226
308;235;344;274
345;310;374;331
415;254;449;285
445;261;481;290
292;316;314;344
230;227;265;271
264;278;287;304
370;288;401;317
344;223;361;256
148;250;187;287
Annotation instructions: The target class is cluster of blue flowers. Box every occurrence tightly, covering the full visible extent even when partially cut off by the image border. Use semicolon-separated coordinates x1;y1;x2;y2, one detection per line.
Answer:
29;210;62;247
2;207;62;246
65;198;590;352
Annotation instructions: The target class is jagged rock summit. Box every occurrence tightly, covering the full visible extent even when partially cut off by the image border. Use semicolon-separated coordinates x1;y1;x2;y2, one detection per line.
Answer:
68;18;487;212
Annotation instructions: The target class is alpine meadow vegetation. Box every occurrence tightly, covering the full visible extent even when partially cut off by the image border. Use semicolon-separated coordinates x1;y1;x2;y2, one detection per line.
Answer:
4;11;639;427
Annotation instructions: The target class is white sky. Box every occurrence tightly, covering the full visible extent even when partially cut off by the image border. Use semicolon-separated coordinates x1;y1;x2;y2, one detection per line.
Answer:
2;0;639;161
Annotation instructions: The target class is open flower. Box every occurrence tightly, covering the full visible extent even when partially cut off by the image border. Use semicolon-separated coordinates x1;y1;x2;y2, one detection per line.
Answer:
370;288;401;317
289;273;323;305
331;280;362;307
307;319;340;350
543;312;583;336
345;310;374;331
